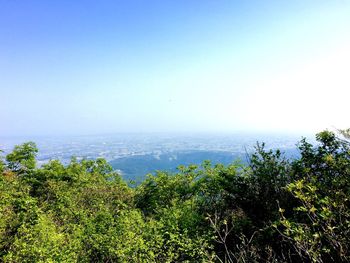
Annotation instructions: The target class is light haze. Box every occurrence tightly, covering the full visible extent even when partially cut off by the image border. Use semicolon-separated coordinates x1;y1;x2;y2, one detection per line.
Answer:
1;0;349;136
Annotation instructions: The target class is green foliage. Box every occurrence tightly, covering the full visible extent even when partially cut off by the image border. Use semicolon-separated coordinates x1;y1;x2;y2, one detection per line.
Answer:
5;142;38;174
0;150;5;173
0;130;349;262
277;131;350;262
279;178;350;262
4;213;77;263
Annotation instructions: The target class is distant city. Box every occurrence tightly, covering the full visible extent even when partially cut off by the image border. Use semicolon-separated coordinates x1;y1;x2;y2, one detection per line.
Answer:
0;133;314;181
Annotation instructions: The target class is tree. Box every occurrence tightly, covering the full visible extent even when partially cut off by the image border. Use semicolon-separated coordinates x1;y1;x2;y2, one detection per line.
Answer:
337;128;350;139
5;142;38;174
0;150;5;173
278;131;350;262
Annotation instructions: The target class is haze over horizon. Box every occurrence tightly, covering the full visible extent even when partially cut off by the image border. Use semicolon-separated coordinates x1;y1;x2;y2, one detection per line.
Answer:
1;0;350;137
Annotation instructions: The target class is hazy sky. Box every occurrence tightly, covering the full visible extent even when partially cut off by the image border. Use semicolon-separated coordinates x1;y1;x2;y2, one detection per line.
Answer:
1;0;349;136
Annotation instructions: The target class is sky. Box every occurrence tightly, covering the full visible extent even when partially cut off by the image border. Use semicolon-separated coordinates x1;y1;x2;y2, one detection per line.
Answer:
1;0;350;137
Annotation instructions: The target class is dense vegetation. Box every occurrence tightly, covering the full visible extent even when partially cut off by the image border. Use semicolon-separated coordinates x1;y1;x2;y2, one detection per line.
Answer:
0;130;349;262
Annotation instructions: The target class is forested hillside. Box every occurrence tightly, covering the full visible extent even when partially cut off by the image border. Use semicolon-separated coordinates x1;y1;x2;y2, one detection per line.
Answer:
1;131;349;262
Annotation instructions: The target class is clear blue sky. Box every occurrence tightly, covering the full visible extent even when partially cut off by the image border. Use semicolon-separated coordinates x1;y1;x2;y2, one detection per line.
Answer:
1;0;349;136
